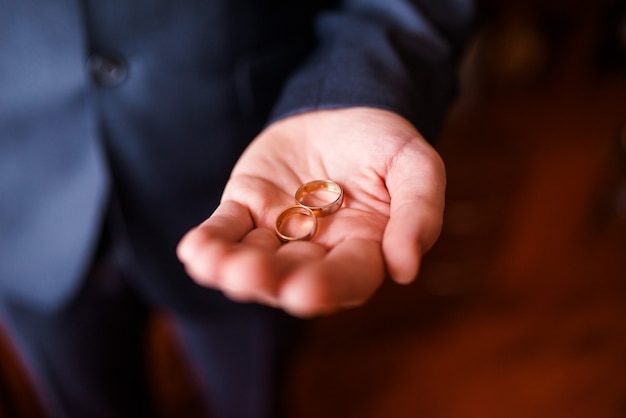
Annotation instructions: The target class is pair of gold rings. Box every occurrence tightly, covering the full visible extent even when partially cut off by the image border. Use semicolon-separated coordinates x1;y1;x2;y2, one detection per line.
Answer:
275;179;344;242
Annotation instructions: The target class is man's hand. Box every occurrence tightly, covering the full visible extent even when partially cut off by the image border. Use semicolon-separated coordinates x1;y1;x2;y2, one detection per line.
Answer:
177;107;445;317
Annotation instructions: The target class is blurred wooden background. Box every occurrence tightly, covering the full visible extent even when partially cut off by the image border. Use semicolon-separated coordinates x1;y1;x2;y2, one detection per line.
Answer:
282;1;626;417
2;0;625;417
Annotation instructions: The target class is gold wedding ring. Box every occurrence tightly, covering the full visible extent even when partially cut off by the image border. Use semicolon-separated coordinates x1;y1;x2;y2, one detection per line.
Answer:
295;179;344;217
274;205;318;242
274;179;344;243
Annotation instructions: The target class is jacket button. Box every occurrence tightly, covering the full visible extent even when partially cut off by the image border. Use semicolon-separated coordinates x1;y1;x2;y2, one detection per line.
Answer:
87;53;128;87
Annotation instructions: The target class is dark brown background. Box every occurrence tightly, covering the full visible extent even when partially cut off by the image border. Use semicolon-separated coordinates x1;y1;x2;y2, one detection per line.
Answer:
2;1;625;417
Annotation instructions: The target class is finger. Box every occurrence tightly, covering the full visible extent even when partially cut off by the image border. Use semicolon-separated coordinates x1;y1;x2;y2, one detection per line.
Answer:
177;200;254;284
218;246;280;305
241;227;282;250
219;240;325;303
178;200;254;261
383;199;443;284
278;239;385;317
383;151;446;284
218;228;283;301
275;240;327;276
198;199;256;241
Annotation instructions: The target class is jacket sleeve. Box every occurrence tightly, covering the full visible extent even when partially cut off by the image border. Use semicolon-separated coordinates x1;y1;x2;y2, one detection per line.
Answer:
269;0;475;142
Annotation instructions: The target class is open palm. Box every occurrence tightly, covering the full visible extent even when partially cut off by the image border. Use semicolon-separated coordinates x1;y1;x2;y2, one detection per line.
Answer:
177;107;445;317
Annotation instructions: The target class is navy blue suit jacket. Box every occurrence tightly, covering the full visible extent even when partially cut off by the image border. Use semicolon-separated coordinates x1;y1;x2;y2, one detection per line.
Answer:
0;0;473;312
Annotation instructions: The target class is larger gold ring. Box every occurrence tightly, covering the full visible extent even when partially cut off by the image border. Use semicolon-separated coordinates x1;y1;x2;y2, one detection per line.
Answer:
274;205;318;242
295;179;344;217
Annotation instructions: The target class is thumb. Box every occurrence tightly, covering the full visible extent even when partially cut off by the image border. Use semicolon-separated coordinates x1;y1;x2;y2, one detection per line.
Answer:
382;145;446;284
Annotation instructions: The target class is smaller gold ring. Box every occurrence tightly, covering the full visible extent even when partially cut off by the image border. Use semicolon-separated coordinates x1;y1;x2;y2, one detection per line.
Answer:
274;205;318;242
295;179;344;217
